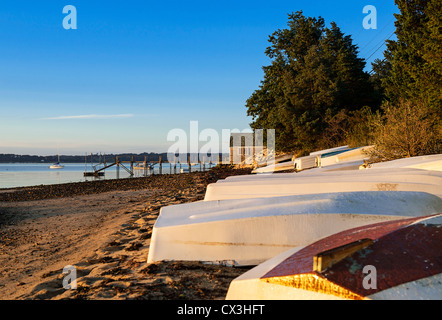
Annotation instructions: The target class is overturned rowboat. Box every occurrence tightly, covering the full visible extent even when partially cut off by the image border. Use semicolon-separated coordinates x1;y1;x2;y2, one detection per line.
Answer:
319;146;373;167
309;145;350;157
226;213;442;300
204;168;442;201
147;191;442;266
252;161;295;174
366;154;442;171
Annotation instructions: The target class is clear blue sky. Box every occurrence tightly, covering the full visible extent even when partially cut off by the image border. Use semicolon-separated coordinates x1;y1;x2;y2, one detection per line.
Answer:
0;0;398;155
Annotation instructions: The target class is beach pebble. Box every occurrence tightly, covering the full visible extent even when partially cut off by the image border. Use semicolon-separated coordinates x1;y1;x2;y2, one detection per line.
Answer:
107;281;131;289
76;276;106;288
134;218;147;225
88;262;119;277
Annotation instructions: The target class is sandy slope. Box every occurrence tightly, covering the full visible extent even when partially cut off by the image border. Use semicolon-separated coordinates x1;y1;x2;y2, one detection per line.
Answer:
0;169;251;300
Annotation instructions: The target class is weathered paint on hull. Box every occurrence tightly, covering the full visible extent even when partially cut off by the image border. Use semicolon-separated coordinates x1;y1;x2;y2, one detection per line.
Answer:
226;214;442;300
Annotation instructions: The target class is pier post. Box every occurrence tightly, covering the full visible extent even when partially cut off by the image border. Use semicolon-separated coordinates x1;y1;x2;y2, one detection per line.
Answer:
144;156;147;177
159;156;162;175
130;156;134;172
130;156;134;177
116;156;120;179
188;155;191;173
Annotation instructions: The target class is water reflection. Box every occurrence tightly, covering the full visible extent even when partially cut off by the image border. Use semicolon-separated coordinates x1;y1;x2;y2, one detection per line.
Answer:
0;162;215;189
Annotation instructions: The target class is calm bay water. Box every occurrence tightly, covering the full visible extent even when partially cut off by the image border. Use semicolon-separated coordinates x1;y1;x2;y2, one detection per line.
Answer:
0;162;211;189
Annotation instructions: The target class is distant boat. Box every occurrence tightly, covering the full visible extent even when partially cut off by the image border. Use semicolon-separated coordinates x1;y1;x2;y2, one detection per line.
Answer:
49;162;64;169
134;163;154;170
49;153;64;169
179;163;200;173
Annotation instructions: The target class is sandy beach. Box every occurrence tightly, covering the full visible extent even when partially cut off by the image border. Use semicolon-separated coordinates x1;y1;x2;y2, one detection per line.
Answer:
0;167;252;300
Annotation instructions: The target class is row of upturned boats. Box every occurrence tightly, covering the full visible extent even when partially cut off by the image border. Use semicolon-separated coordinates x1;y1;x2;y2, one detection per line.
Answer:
146;149;442;300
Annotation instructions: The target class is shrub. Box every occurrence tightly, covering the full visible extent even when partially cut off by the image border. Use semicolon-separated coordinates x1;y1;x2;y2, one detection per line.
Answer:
368;100;441;162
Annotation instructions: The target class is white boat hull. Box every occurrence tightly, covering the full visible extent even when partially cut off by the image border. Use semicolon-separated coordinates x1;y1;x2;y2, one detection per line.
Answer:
366;154;442;171
294;155;317;171
252;161;295;174
204;168;442;200
319;146;373;167
309;145;350;157
147;191;442;266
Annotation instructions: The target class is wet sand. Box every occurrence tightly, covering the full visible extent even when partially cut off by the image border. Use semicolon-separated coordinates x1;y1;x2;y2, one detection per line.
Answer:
0;168;252;300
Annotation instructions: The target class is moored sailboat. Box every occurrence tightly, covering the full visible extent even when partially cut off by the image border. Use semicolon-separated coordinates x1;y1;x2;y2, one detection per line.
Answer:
49;153;64;169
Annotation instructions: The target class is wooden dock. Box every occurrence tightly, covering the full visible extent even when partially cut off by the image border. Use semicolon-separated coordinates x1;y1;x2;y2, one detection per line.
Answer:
83;153;217;178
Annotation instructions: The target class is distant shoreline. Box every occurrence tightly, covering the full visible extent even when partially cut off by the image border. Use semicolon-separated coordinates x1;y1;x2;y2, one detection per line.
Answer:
0;153;228;164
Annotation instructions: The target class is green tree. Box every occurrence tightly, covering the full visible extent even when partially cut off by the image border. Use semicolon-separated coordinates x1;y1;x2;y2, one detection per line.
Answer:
246;11;378;153
320;106;376;149
369;58;392;104
383;0;442;115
